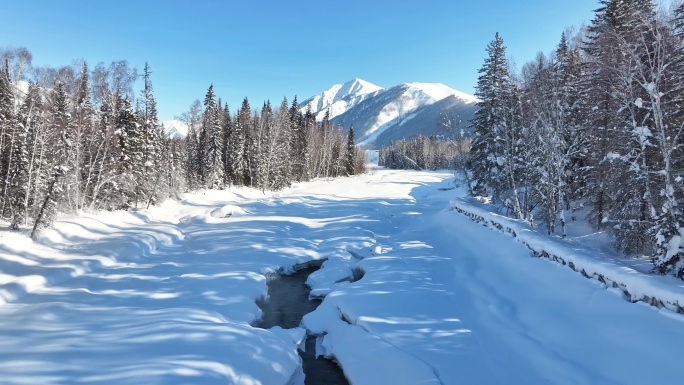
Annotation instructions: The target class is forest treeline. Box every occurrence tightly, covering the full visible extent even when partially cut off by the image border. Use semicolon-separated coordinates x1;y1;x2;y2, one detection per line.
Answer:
470;0;684;279
0;49;364;237
379;1;684;280
378;134;468;171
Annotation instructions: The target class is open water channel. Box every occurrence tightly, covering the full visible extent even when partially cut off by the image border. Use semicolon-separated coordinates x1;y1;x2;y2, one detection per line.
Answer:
255;262;349;385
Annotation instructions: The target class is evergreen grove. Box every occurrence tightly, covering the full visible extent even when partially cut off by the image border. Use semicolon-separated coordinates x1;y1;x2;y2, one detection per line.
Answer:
469;1;684;280
0;50;365;238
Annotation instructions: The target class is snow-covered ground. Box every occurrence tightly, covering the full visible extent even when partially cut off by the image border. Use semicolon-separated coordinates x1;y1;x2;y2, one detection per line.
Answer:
1;168;683;384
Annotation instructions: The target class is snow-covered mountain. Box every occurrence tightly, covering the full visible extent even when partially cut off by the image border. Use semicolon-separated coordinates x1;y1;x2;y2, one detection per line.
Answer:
300;79;478;148
300;78;383;121
162;119;189;139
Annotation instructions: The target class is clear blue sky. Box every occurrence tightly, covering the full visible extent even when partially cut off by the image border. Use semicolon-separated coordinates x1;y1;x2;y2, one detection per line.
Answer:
0;0;661;121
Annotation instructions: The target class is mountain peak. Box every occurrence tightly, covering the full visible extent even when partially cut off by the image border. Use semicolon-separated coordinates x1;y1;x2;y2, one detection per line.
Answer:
340;78;382;95
300;78;383;121
400;82;479;104
301;79;478;148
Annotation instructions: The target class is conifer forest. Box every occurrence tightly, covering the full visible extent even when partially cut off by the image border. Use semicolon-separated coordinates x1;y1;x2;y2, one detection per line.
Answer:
380;1;684;280
0;54;365;239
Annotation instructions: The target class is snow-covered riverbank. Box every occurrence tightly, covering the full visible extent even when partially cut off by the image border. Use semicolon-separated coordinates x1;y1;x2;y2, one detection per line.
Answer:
1;168;683;384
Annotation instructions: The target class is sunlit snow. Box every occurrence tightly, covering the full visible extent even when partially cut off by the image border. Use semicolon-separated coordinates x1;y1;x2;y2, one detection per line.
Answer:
0;167;683;384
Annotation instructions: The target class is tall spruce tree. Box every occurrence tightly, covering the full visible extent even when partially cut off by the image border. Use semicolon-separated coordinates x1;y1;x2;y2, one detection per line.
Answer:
345;125;356;176
0;59;16;218
221;103;233;185
523;35;586;236
470;32;527;220
229;98;248;186
201;85;224;188
51;81;76;211
116;95;143;208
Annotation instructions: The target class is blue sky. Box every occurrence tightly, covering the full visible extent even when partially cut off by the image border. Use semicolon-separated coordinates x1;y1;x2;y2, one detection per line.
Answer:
0;0;642;121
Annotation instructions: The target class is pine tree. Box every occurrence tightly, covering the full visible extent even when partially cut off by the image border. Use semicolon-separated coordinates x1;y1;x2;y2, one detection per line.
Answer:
289;97;309;181
638;3;684;276
116;95;143;208
580;0;661;253
256;101;274;191
345;125;356;176
139;63;161;199
274;97;292;188
50;81;78;212
18;83;45;224
522;35;587;236
201;85;224;188
470;33;528;220
229;98;248;186
30;167;65;239
221;103;233;185
7;106;29;229
243;99;258;187
0;58;16;218
180;99;203;188
73;61;95;211
84;101;118;211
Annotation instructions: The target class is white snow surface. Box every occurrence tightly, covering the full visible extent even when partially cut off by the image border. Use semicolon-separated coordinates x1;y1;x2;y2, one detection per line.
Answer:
1;168;684;384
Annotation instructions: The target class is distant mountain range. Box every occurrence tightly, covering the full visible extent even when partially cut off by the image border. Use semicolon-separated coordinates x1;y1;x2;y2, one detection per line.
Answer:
162;119;189;139
164;78;479;148
300;78;479;148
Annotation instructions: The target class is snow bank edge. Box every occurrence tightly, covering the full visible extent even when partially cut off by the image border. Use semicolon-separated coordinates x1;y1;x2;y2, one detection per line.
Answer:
450;197;684;315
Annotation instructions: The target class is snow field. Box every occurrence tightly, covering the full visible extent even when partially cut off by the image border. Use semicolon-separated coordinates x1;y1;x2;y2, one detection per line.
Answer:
0;168;683;384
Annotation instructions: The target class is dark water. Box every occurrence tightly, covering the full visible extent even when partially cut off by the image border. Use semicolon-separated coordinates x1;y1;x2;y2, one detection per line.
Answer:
255;263;349;385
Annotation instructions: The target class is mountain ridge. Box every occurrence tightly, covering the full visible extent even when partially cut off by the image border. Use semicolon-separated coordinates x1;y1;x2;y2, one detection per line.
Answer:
300;78;384;121
300;78;479;147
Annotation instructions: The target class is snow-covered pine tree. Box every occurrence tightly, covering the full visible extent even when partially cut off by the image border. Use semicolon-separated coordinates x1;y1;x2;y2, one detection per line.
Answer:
522;34;586;236
229;98;248;186
7;107;29;229
581;0;626;231
635;3;684;277
19;83;45;224
138;63;161;201
179;99;203;188
243;98;260;187
302;106;316;174
30;166;65;239
470;32;528;220
288;97;309;182
116;94;143;208
50;81;77;212
582;0;662;253
220;103;232;185
256;101;274;191
0;58;17;219
314;109;333;176
201;85;224;188
84;101;117;211
73;61;95;211
273;97;292;188
582;0;651;239
345;125;356;176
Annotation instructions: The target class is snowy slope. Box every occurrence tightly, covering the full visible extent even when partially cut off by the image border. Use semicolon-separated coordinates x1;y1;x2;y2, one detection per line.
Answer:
369;93;478;146
333;82;477;147
300;78;383;121
302;79;478;148
2;168;684;384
